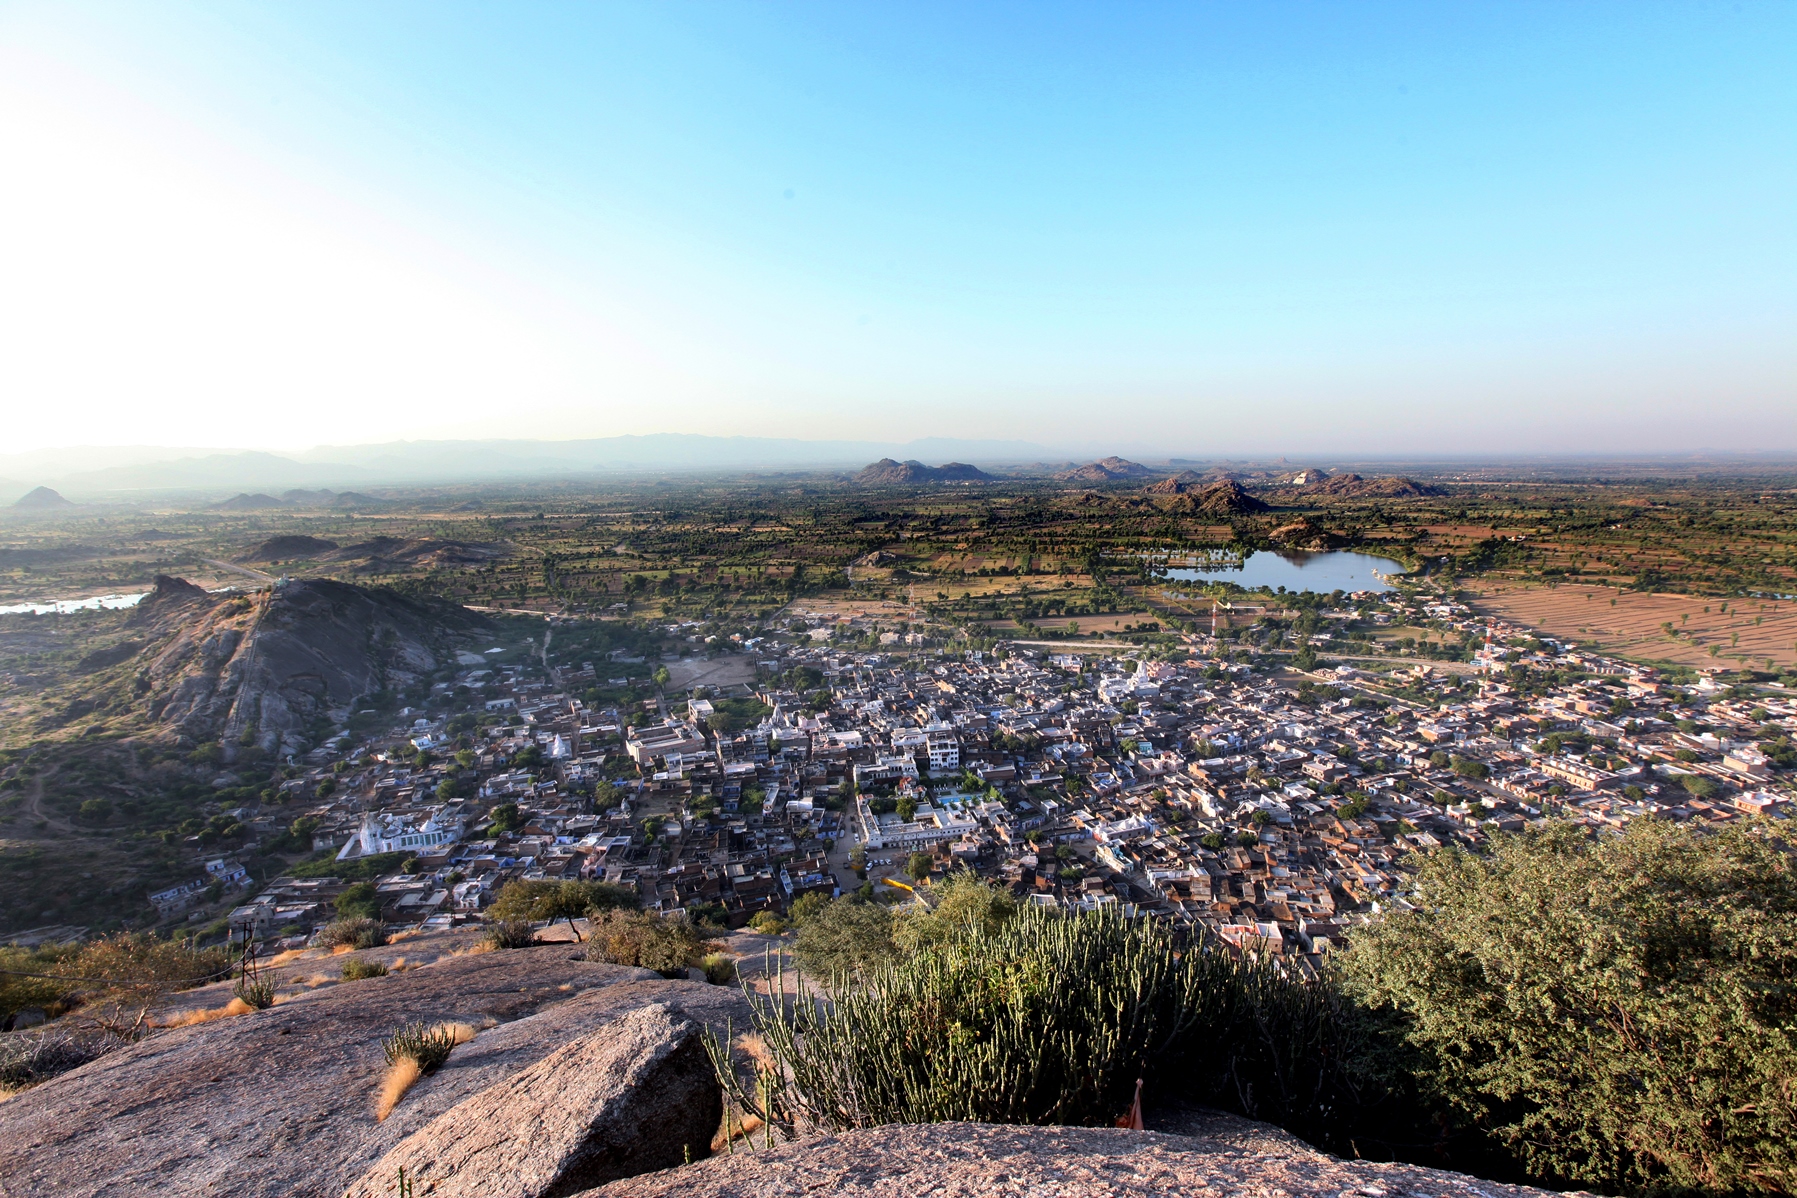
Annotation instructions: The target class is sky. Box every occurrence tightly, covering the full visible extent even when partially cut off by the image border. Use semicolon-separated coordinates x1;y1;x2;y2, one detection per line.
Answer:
1;1;1793;458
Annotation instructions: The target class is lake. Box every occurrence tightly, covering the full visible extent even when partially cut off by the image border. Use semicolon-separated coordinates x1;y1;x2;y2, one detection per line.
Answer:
1163;550;1407;595
0;592;149;616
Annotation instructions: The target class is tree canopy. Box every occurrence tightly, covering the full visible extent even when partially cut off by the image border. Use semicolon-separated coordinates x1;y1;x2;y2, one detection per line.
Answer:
487;879;640;940
1342;820;1797;1196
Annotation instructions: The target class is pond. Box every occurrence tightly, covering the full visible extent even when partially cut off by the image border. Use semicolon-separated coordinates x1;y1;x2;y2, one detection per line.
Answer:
1163;550;1407;595
0;592;149;616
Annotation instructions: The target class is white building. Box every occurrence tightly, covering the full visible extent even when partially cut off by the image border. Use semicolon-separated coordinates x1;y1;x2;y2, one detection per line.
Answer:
338;808;464;860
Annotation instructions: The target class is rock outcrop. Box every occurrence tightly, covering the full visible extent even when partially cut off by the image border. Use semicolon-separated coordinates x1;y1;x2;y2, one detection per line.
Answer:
0;947;750;1198
587;1119;1584;1198
345;1003;720;1198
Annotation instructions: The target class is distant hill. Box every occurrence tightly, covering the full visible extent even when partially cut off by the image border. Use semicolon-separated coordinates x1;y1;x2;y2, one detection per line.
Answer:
1055;456;1155;483
73;574;498;752
854;459;992;485
1142;471;1205;494
319;537;512;572
241;535;340;563
1143;479;1270;517
213;492;287;510
1304;473;1443;498
12;486;74;510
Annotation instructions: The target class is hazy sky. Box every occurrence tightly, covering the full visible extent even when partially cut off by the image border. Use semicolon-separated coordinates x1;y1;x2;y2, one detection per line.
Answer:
1;2;1792;456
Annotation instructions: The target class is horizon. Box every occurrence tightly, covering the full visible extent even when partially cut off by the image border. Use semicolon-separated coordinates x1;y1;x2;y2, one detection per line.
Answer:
2;2;1793;456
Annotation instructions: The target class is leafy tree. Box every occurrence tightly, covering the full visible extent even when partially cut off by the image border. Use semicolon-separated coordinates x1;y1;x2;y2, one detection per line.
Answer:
487;802;523;833
1342;821;1797;1195
793;896;898;978
336;882;381;921
905;852;933;882
487;879;639;941
1449;756;1490;781
787;891;829;928
893;872;1017;953
895;795;918;823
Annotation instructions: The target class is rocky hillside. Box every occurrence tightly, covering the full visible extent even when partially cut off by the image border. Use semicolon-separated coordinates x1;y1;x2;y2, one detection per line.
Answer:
57;574;493;752
0;942;1591;1198
1054;456;1154;482
854;459;992;485
1303;472;1444;498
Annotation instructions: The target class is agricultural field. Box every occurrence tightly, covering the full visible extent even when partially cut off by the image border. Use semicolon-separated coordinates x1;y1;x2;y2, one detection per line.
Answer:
1467;582;1797;672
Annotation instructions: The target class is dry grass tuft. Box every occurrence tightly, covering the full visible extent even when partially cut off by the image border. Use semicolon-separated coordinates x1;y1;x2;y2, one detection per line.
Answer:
158;996;257;1028
264;948;309;968
711;1109;764;1152
331;943;356;956
373;1021;477;1120
374;1056;422;1121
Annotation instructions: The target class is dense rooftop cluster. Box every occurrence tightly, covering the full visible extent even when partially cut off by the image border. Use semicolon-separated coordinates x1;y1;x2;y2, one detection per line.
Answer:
199;588;1793;958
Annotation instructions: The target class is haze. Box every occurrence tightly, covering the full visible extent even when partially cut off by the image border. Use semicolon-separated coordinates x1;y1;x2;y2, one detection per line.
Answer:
1;1;1793;457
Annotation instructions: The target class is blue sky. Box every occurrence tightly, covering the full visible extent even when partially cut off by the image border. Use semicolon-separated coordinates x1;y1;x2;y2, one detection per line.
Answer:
1;2;1791;455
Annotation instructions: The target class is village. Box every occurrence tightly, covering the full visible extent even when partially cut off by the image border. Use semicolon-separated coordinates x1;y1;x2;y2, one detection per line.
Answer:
195;588;1794;970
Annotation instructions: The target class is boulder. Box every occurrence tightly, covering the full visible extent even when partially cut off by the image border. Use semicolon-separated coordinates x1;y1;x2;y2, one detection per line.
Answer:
583;1119;1591;1198
0;947;750;1198
344;1003;720;1198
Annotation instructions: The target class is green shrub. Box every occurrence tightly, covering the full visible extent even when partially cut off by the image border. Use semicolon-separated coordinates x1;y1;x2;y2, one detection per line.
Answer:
710;905;1363;1136
585;911;717;976
791;897;896;978
233;979;276;1009
318;917;386;950
482;919;536;949
487;879;638;940
340;958;389;981
1342;820;1797;1195
700;952;737;985
382;1022;458;1073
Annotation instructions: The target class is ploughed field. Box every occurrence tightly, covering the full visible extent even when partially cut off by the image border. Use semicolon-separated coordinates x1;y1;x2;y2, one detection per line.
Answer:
1467;582;1797;670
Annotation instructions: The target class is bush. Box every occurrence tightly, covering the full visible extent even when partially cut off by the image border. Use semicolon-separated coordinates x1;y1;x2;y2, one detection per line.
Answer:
482;919;536;949
382;1021;459;1072
792;897;897;978
334;882;381;921
1342;820;1797;1195
585;911;718;976
487;879;639;940
317;917;387;950
340;958;389;980
710;904;1360;1136
233;979;276;1009
746;911;787;935
892;871;1016;954
700;952;737;985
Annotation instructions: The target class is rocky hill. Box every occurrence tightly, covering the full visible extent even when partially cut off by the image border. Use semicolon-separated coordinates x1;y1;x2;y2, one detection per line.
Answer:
0;942;1590;1198
1142;478;1270;517
1303;472;1444;498
1055;456;1154;482
10;486;74;510
51;573;494;752
240;534;341;562
854;459;992;485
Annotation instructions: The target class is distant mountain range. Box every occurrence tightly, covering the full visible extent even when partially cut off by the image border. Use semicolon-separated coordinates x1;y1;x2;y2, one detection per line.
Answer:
0;436;1055;497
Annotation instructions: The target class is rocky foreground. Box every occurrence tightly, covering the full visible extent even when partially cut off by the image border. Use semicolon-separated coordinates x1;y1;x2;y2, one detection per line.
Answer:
0;944;1589;1198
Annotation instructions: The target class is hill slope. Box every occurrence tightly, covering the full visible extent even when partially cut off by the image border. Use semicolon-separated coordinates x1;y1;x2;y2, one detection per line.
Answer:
78;574;496;752
854;459;992;485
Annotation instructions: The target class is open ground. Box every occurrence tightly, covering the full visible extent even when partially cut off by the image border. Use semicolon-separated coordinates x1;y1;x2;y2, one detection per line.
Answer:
1467;582;1797;671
